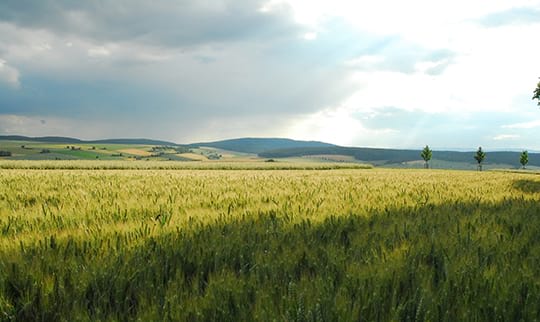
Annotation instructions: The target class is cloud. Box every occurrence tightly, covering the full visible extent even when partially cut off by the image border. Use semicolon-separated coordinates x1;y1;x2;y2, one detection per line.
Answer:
0;59;20;88
1;1;540;150
0;114;63;135
0;112;292;143
0;0;299;47
302;32;317;40
345;40;456;75
0;113;161;140
0;15;361;124
356;106;427;130
288;103;538;149
87;46;111;58
493;134;520;141
503;119;540;129
479;7;540;27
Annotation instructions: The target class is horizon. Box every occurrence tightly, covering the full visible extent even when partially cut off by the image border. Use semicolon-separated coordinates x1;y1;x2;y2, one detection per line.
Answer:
2;134;539;153
1;1;539;149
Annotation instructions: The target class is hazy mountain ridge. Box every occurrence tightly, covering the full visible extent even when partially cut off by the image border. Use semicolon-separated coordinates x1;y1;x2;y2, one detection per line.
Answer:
188;137;336;154
0;135;176;146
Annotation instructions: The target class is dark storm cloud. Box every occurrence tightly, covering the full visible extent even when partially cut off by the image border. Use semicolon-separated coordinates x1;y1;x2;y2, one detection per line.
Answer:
0;77;173;119
0;0;297;46
0;0;461;142
479;7;540;27
0;8;361;123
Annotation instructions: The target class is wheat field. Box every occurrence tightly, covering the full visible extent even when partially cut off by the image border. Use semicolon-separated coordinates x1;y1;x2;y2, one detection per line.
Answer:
1;165;540;321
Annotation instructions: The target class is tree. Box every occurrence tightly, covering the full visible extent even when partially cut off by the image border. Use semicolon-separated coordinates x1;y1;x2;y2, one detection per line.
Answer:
534;78;540;106
420;145;432;169
520;150;529;169
474;147;486;171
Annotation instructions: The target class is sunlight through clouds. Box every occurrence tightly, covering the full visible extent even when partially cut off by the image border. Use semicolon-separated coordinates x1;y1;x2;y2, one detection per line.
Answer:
0;59;20;88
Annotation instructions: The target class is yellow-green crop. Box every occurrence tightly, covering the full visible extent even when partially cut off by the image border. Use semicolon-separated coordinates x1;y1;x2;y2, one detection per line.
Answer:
1;165;540;321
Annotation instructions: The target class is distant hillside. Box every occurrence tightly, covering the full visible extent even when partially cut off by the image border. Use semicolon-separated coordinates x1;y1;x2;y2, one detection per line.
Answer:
258;146;540;167
87;138;177;145
2;135;538;168
190;138;336;154
0;135;177;146
0;135;83;143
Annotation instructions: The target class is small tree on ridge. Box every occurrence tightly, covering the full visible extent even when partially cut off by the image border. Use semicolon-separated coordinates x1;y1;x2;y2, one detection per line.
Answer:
421;145;432;169
474;147;486;171
520;150;528;169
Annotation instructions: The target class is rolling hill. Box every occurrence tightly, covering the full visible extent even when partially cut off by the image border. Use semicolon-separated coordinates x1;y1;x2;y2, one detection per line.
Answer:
189;138;336;154
1;135;538;169
0;135;176;146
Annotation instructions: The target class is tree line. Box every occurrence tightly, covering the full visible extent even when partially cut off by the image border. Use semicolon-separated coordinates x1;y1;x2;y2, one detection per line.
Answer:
421;146;529;170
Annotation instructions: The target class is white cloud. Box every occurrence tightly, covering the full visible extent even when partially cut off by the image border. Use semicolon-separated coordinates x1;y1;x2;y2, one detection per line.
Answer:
414;60;449;75
503;119;540;129
493;134;520;140
33;42;52;51
280;0;540;118
345;55;385;68
87;46;111;57
281;0;537;38
302;32;317;40
0;59;20;88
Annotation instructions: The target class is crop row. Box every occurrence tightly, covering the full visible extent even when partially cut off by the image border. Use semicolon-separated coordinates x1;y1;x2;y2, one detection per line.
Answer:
0;160;371;170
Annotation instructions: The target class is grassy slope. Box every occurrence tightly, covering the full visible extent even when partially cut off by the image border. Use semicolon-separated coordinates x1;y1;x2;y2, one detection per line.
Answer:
0;140;214;162
0;141;160;160
0;168;539;320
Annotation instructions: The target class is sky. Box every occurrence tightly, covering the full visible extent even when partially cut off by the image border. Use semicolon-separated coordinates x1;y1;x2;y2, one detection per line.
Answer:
0;0;539;149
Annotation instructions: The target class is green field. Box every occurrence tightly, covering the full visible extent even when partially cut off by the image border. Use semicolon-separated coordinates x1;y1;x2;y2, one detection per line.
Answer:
0;141;192;161
1;165;540;320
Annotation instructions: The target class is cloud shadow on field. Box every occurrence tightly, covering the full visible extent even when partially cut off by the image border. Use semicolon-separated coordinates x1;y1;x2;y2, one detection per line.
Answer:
512;179;540;194
2;196;540;320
